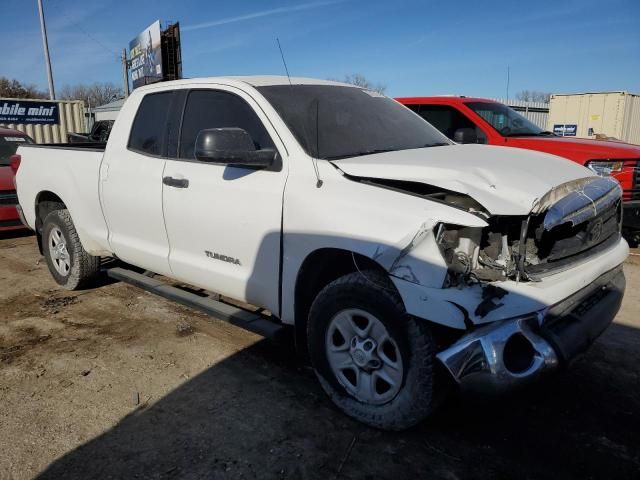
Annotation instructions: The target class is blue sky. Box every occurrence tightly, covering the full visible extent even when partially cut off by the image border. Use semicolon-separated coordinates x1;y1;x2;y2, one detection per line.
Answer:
1;0;639;98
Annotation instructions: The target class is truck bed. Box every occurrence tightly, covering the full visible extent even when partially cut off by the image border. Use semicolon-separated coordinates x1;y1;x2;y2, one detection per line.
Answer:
22;142;106;152
15;143;111;255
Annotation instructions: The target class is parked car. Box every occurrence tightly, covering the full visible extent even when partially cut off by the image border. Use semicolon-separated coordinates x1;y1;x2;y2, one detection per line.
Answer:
396;96;640;244
67;120;114;144
0;128;33;232
15;77;627;429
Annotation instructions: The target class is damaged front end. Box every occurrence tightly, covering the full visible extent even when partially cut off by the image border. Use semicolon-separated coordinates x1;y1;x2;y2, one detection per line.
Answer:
436;176;622;294
437;265;625;391
336;153;626;391
432;176;625;390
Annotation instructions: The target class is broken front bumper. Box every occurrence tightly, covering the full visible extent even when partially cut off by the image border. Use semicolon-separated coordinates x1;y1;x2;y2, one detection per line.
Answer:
436;266;625;391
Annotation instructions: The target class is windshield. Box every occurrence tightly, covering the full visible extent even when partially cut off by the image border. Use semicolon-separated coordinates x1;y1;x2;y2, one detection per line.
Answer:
465;101;550;137
0;134;33;166
257;85;451;160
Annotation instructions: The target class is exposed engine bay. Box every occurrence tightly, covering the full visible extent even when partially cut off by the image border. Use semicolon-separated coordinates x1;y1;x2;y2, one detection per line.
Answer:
435;177;623;287
357;175;623;288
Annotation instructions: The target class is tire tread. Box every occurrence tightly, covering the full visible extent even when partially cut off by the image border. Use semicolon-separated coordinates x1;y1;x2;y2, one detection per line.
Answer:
308;270;441;430
43;209;100;290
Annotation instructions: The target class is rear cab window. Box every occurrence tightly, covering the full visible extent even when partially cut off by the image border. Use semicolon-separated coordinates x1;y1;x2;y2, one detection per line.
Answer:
127;91;184;158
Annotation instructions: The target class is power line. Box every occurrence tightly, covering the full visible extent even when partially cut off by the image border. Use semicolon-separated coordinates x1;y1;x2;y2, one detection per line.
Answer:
48;0;121;61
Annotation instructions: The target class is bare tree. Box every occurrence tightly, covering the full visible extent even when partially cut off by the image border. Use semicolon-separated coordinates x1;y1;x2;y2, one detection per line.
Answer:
331;73;387;94
58;82;123;107
515;90;551;103
0;77;47;99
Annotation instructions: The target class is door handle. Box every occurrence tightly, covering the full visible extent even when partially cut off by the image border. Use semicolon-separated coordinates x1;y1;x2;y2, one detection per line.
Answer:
163;176;189;188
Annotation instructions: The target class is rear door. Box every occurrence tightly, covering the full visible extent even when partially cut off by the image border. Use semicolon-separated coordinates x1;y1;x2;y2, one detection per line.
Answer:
100;90;183;275
162;87;288;314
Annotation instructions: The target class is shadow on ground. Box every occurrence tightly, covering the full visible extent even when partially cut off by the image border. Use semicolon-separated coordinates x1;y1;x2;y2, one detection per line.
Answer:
0;229;33;241
35;321;640;480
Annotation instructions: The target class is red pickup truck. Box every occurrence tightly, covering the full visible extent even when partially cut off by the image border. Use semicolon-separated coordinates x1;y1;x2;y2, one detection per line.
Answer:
0;128;33;232
397;96;640;242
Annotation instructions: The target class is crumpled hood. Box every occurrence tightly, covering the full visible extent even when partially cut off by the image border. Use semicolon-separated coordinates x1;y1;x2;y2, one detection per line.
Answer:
331;144;596;215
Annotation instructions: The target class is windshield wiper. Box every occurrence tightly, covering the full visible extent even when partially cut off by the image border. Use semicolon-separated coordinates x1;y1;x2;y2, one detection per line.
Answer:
324;149;396;160
325;143;450;161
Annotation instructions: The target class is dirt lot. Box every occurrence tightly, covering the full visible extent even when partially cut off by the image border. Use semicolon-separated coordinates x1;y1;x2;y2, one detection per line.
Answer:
1;231;639;480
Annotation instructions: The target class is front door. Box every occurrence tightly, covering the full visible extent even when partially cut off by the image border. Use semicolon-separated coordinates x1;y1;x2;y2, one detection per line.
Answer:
162;88;288;314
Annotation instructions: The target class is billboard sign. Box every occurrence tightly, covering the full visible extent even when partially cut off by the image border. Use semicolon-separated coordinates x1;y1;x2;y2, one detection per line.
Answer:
553;124;577;136
129;20;163;89
0;100;60;124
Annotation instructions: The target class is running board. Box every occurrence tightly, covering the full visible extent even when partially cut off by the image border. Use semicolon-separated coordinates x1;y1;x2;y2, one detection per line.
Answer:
106;267;283;338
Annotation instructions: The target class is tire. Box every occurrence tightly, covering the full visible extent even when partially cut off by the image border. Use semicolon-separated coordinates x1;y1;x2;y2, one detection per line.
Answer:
42;209;100;290
307;270;439;430
623;230;639;248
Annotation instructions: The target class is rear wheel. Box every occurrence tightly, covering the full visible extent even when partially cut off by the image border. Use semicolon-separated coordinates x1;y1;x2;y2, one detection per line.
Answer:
307;270;440;430
42;209;100;290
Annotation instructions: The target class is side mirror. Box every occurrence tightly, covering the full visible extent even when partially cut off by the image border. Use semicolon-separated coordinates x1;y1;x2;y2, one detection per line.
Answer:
194;128;276;168
453;128;478;144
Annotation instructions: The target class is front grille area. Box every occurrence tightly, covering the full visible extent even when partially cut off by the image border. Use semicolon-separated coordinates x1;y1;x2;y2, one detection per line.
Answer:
527;201;621;276
526;177;622;276
0;190;18;206
620;159;640;201
536;201;620;262
633;159;640;200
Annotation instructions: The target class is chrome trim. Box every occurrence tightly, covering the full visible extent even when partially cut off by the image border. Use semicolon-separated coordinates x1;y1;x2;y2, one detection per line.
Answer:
543;176;621;230
437;264;624;391
436;316;558;391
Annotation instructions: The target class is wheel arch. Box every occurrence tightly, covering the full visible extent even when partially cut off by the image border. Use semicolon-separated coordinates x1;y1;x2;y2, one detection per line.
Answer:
293;247;400;361
34;191;68;254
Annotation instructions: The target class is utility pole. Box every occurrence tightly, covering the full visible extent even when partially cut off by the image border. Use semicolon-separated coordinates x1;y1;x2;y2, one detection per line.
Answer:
121;48;130;97
506;65;510;102
37;0;55;100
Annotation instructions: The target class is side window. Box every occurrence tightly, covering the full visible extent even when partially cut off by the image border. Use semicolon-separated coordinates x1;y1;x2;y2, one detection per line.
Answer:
90;122;108;142
418;105;486;144
179;90;276;160
128;92;174;156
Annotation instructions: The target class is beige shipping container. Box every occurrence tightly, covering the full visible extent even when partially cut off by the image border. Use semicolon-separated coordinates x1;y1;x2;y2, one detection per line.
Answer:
0;97;86;144
548;91;640;145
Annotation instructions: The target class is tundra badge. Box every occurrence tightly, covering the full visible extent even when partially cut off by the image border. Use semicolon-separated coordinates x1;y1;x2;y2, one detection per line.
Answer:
205;250;241;265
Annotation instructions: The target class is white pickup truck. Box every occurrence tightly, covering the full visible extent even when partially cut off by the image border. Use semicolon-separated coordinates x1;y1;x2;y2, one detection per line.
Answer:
14;77;627;430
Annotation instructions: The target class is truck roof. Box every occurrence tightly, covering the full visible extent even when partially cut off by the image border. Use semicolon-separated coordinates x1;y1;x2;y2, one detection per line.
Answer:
133;76;356;92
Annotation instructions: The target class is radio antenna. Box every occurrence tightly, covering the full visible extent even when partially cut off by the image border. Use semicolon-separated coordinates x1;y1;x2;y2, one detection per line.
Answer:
276;38;292;85
313;99;323;188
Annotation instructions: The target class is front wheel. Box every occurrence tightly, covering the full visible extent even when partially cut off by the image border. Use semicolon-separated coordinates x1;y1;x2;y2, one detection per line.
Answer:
307;270;440;430
42;209;100;290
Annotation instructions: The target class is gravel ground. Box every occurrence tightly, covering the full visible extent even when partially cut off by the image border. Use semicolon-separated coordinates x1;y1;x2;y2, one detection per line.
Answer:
1;231;639;480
